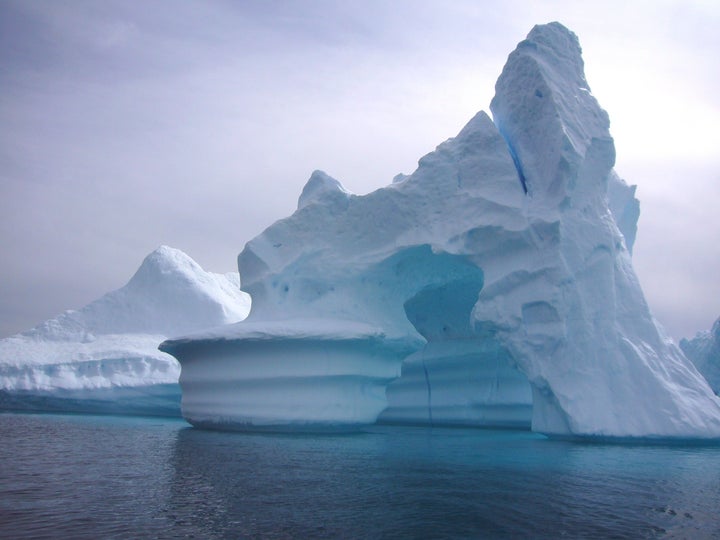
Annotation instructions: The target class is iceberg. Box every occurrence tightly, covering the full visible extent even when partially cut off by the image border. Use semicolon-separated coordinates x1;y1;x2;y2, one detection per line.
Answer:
681;318;720;395
0;246;250;416
162;22;720;438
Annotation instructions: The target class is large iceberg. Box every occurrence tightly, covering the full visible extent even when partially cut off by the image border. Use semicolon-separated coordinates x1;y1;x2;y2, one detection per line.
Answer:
681;318;720;395
164;22;720;439
0;246;250;416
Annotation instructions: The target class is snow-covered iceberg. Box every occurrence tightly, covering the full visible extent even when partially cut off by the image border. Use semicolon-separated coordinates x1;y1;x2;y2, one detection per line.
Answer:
0;246;250;416
681;318;720;395
163;22;720;439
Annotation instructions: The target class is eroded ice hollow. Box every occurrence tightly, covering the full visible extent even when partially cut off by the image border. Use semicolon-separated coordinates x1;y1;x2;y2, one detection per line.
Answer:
161;22;720;439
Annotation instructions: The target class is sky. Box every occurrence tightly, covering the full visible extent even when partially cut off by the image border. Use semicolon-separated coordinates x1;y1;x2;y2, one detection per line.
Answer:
1;0;718;341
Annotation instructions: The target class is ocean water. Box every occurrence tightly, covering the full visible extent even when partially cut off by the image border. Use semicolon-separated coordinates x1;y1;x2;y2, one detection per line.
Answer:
1;413;718;539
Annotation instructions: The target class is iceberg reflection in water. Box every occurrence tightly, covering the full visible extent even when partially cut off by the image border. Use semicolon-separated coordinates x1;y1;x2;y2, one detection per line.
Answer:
1;413;718;538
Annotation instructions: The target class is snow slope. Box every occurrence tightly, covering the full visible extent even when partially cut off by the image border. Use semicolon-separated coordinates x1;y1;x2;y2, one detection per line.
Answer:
164;22;720;438
0;246;250;416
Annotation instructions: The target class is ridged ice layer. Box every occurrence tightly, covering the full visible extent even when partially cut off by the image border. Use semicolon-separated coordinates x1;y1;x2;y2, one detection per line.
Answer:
161;320;419;429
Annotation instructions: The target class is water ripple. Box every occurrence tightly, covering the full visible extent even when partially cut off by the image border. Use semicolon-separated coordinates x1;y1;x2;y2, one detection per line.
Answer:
0;414;718;538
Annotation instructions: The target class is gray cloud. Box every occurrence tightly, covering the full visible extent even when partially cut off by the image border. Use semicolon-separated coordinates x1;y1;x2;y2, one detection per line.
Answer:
1;0;718;341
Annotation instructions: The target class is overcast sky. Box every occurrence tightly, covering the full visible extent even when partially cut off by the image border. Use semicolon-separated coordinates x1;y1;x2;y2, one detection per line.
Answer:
1;0;718;341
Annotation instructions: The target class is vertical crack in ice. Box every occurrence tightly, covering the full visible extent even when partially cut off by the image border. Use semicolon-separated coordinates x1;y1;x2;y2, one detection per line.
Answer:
421;353;433;426
504;138;528;194
493;351;501;400
492;119;528;194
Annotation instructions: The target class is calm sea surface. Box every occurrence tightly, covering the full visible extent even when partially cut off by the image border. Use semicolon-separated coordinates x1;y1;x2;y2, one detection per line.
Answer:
0;412;718;539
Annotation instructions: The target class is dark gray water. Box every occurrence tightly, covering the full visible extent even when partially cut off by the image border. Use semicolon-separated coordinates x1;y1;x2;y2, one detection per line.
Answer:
1;413;719;539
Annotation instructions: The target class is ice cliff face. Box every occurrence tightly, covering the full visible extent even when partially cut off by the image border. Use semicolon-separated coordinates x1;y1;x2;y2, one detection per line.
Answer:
477;22;720;438
163;22;720;438
681;318;720;395
0;246;250;416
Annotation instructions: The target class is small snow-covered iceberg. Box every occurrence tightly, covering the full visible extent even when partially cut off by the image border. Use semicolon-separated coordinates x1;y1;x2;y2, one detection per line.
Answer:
681;317;720;395
0;246;250;416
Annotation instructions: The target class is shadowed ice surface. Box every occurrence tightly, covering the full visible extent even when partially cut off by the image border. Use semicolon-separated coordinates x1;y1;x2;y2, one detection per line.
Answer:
1;413;718;538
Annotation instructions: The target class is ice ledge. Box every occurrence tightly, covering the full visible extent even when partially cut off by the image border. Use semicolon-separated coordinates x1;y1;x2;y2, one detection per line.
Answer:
160;318;424;351
160;319;423;431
